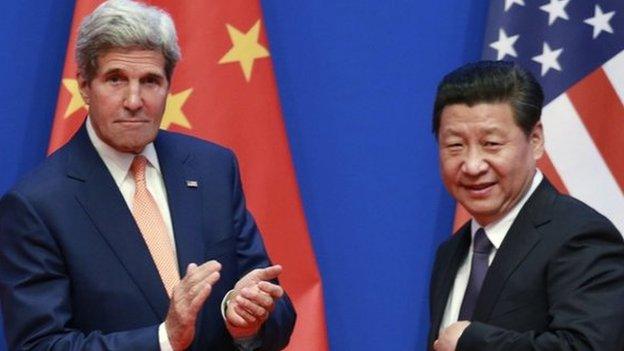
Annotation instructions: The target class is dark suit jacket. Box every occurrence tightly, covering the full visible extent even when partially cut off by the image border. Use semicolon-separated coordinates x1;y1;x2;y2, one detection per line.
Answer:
0;127;296;350
428;178;624;350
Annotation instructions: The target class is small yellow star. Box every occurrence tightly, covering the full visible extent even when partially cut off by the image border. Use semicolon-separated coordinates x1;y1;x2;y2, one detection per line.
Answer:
161;88;193;130
62;79;87;118
219;20;270;82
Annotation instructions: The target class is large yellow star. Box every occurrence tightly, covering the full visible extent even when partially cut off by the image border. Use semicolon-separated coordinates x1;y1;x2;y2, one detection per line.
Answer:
218;20;270;81
161;88;193;130
62;79;87;117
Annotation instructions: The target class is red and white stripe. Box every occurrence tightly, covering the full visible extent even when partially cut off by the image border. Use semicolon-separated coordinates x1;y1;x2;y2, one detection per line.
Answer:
542;49;624;233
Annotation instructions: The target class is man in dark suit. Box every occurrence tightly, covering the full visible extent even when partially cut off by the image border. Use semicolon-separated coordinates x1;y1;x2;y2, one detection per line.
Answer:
0;1;295;350
428;61;624;350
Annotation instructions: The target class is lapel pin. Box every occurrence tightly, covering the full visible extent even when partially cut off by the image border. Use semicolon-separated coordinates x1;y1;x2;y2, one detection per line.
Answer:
186;180;199;188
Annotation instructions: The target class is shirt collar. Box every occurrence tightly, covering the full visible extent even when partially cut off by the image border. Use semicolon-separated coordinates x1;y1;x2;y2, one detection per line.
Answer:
86;117;161;187
470;170;543;249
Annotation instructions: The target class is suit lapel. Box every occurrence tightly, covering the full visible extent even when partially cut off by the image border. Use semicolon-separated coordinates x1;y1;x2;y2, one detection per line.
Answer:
430;224;471;336
67;127;169;319
154;133;206;276
472;179;556;321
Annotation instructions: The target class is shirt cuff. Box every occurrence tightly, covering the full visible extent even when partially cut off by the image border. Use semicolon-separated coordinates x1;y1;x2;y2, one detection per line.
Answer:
158;322;174;351
221;289;238;319
221;289;262;350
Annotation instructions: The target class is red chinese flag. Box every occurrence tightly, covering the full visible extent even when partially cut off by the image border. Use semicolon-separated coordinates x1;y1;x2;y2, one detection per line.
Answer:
50;1;329;350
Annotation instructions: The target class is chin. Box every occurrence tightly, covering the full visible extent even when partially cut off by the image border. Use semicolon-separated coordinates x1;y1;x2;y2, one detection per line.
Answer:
462;203;500;221
122;135;157;153
110;140;149;154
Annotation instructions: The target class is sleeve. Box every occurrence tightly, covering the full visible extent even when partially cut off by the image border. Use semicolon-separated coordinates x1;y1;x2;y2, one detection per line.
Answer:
158;323;174;351
457;222;624;351
229;153;297;351
0;191;160;351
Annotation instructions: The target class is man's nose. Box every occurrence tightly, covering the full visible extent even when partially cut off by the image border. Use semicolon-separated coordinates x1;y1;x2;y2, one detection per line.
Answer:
124;82;143;112
461;148;488;175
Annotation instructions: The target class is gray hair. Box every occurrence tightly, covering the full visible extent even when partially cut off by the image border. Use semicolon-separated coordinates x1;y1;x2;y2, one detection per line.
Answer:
76;0;181;82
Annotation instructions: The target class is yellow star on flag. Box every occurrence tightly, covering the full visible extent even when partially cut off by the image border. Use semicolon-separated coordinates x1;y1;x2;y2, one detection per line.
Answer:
219;20;270;82
161;88;193;130
62;79;87;118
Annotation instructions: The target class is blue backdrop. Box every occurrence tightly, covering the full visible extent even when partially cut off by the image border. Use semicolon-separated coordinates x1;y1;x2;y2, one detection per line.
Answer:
0;1;488;349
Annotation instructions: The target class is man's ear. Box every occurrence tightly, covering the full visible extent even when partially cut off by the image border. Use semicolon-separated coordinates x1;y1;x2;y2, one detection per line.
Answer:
531;121;545;160
77;72;90;106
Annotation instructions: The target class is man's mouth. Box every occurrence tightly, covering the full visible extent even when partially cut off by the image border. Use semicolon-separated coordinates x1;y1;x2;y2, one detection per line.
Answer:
462;181;496;196
115;119;150;125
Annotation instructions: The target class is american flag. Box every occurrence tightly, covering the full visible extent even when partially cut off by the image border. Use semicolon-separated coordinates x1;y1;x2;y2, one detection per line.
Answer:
482;0;624;233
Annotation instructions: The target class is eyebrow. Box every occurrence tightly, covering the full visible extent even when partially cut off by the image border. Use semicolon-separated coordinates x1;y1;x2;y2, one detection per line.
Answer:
102;68;124;76
101;68;165;79
439;128;463;138
440;126;505;138
481;126;506;135
146;72;165;79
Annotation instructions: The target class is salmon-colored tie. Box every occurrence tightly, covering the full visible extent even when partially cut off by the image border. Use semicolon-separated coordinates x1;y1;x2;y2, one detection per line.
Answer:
130;155;180;297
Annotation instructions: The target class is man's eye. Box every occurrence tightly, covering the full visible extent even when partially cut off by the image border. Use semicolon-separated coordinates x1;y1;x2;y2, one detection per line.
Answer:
143;77;161;85
107;76;122;83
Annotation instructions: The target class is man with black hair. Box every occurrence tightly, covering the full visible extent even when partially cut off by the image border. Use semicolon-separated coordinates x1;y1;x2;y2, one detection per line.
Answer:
428;60;624;351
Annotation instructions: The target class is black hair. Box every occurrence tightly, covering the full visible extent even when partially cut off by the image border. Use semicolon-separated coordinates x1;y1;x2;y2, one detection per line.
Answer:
432;60;544;137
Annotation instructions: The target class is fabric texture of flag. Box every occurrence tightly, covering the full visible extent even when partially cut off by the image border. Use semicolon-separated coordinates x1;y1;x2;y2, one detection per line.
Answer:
50;1;329;349
454;0;624;233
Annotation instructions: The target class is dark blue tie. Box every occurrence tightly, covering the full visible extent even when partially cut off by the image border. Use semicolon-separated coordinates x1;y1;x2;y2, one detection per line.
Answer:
458;228;493;320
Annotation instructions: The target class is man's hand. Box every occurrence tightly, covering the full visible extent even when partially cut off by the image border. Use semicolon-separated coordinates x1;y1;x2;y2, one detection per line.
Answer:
434;321;470;351
225;265;284;339
165;260;221;351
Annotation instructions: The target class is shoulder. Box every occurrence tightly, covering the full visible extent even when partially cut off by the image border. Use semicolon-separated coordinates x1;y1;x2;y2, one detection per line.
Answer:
156;130;237;165
5;146;72;201
435;223;470;259
549;192;619;238
527;190;624;259
523;178;621;242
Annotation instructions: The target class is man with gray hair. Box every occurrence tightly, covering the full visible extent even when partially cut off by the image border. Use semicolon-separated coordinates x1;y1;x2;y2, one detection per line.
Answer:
0;1;296;350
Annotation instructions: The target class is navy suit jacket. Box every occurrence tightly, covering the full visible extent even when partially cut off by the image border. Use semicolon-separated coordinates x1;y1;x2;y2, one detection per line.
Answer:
428;178;624;350
0;127;296;350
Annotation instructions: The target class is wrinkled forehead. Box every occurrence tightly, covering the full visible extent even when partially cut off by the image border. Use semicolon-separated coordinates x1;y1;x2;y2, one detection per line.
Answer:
95;48;167;75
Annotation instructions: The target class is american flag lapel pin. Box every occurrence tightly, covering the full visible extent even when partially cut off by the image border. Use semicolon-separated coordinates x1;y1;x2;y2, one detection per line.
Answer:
186;180;199;188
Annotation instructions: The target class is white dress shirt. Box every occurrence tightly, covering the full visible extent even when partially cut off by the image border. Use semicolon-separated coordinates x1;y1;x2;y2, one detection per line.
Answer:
439;171;543;332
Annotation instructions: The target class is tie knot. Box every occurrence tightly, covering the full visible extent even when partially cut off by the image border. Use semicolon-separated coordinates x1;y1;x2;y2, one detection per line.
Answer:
130;155;148;183
473;228;493;254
